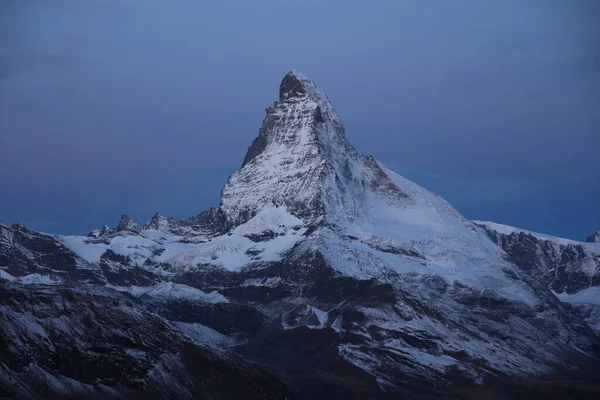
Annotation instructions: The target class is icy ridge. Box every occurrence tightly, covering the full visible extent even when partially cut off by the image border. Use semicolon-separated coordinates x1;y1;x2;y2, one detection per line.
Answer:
220;70;411;230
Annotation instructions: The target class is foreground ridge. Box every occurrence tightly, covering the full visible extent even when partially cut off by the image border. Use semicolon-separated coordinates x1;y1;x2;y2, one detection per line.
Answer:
1;71;599;400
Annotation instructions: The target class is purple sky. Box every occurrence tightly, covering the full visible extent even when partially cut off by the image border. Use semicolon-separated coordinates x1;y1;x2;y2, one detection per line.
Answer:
0;0;598;239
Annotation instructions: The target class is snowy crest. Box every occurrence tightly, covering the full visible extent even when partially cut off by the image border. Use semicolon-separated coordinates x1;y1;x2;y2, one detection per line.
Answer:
220;70;409;227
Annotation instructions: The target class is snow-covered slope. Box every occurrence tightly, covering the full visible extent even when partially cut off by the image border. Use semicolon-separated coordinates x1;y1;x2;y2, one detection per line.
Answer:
49;70;537;308
2;70;600;399
220;70;409;228
476;221;600;334
475;221;600;293
475;221;600;249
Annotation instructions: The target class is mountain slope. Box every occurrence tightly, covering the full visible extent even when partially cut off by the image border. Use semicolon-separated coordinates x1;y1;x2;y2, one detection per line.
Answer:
1;71;600;399
476;221;600;335
0;282;289;400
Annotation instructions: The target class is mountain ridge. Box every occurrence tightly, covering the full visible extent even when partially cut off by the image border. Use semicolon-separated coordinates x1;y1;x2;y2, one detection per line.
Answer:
1;70;600;400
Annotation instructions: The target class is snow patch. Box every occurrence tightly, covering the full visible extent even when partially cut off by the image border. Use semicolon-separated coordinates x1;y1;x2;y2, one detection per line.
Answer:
107;282;228;303
0;270;60;285
552;288;600;306
173;321;236;349
56;235;109;263
0;269;15;281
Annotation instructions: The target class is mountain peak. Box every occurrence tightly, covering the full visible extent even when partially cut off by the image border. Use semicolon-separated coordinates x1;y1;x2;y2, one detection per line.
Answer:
221;70;408;227
242;70;341;169
222;70;354;225
279;70;308;101
278;70;343;131
142;212;174;231
278;69;327;103
116;214;139;233
87;224;113;238
585;231;600;243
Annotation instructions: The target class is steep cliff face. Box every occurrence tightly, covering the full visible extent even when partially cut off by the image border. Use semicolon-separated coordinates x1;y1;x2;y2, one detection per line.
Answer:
220;70;409;228
0;223;104;284
475;221;600;294
476;221;600;335
2;71;600;400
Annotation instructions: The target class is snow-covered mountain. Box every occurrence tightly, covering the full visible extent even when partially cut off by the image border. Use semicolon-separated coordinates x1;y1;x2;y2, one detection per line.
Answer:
1;71;600;400
586;231;600;243
476;221;600;335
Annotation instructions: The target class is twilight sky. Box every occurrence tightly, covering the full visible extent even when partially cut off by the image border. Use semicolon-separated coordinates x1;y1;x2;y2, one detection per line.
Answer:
0;0;598;239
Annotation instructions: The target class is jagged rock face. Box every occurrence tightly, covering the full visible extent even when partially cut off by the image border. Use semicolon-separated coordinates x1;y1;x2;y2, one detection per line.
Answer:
476;222;600;294
0;283;289;400
2;71;600;399
88;225;113;238
221;70;342;226
279;71;308;100
221;70;409;228
180;207;229;236
586;231;600;243
0;224;104;284
116;214;140;234
140;208;228;238
142;213;175;231
476;221;600;337
87;208;227;243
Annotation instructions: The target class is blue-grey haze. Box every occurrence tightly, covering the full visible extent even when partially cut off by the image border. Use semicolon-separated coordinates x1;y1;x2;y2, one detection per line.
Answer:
0;0;598;239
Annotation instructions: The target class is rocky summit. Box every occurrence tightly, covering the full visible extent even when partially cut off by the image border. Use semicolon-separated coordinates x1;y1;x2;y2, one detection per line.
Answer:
1;71;600;400
586;231;600;243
